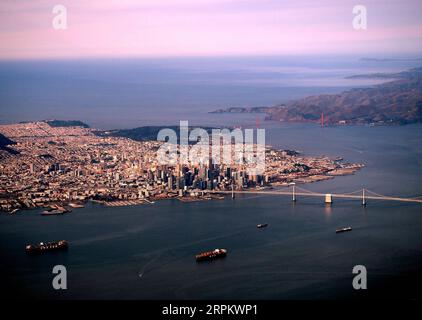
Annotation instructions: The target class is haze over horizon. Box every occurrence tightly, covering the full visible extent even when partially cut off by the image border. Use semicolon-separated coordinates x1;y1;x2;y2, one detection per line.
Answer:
1;0;422;60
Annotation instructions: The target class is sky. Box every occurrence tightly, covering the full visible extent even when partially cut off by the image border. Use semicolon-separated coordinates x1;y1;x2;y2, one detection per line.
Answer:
0;0;421;59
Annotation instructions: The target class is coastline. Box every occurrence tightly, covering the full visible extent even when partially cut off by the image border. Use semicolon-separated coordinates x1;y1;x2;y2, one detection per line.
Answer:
0;121;364;214
2;163;363;214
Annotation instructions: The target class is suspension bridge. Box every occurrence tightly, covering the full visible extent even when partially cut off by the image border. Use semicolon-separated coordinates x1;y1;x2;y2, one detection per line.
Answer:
202;184;422;205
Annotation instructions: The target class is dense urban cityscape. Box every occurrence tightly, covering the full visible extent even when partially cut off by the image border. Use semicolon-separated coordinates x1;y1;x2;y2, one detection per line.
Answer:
0;121;363;213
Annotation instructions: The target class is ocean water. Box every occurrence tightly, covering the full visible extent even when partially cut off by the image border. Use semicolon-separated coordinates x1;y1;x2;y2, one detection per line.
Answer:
0;55;420;129
1;124;422;299
1;56;422;299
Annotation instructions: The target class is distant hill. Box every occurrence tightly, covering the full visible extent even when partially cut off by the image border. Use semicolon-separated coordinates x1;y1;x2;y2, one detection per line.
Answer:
95;126;221;142
210;67;422;125
210;106;269;114
344;68;422;80
0;133;15;147
45;120;90;128
0;133;19;154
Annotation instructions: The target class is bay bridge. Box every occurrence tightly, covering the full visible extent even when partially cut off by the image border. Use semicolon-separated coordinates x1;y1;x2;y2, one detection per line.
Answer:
203;184;422;205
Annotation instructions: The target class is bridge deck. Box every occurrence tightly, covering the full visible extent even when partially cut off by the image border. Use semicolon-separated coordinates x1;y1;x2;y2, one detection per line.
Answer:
203;190;422;204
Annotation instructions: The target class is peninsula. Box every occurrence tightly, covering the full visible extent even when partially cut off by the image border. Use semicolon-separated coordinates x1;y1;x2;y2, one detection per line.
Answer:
210;67;422;125
0;121;362;213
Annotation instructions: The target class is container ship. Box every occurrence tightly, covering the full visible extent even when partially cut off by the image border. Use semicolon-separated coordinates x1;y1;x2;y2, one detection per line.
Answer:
336;227;352;233
195;248;227;262
41;205;69;216
69;202;84;208
25;240;68;253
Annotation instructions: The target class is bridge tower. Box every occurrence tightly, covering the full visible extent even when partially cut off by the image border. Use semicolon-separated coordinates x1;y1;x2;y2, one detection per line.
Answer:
325;194;333;204
362;188;366;206
290;182;296;202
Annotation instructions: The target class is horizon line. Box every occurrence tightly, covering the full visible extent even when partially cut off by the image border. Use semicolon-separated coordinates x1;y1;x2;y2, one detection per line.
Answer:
1;52;422;63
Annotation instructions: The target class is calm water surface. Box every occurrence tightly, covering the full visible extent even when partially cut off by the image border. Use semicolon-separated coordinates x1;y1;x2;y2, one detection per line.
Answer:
1;124;422;299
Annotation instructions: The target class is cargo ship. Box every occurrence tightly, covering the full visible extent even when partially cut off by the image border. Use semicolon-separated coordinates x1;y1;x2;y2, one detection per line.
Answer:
336;227;352;233
41;209;66;216
41;206;69;215
69;202;84;208
25;240;68;253
195;248;227;262
257;223;268;228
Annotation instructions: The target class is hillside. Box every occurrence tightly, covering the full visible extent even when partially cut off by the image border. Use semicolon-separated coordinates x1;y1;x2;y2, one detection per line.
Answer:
0;133;15;147
211;67;422;125
94;126;220;142
0;133;18;154
45;120;90;128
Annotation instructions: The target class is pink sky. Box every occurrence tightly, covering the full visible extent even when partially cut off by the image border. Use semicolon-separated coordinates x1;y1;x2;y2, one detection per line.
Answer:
0;0;421;59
